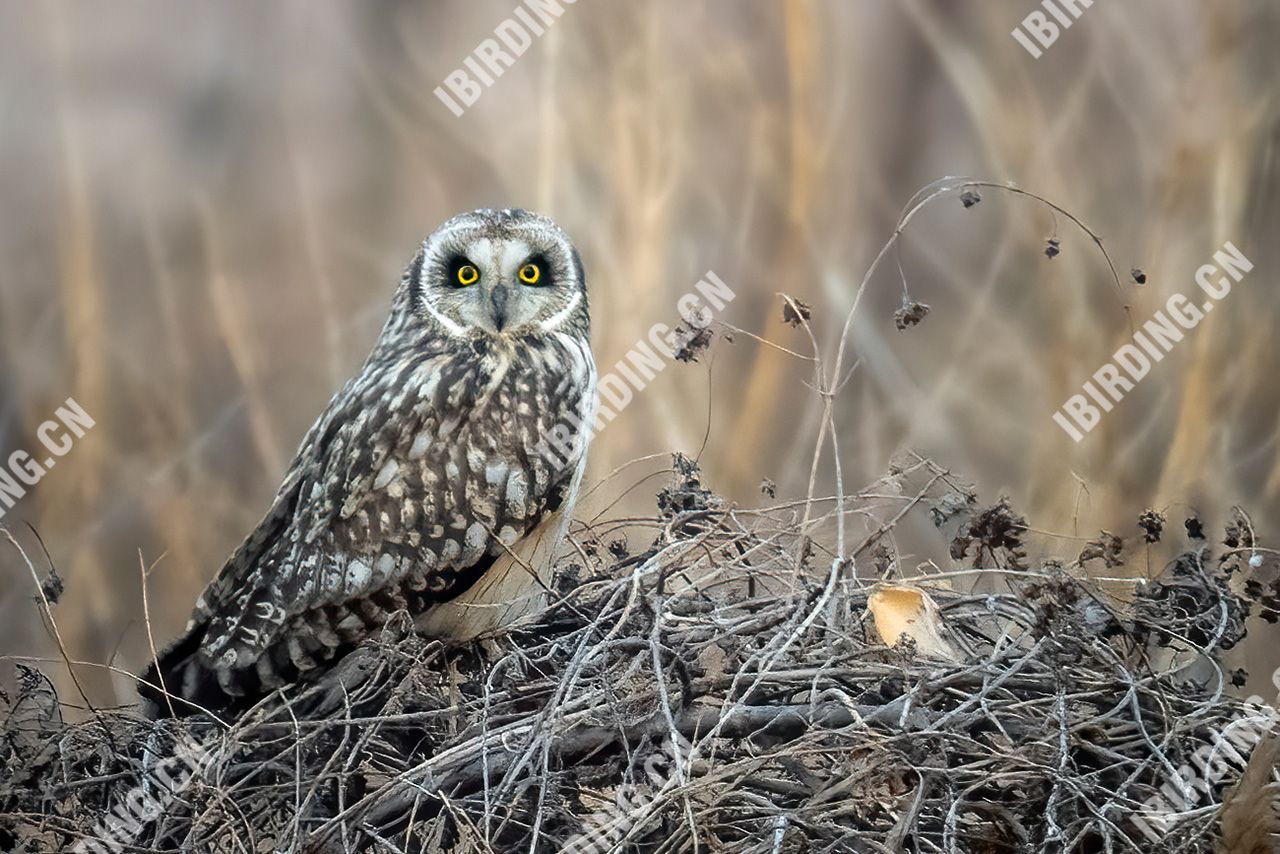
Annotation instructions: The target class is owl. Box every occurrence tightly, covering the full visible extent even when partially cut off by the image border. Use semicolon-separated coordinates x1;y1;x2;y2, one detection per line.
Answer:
140;209;596;715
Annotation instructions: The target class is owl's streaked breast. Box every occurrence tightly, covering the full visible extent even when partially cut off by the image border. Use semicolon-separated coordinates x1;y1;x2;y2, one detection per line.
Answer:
323;332;592;586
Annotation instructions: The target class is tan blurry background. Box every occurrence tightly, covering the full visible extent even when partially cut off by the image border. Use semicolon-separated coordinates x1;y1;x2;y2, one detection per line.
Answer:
1;0;1278;707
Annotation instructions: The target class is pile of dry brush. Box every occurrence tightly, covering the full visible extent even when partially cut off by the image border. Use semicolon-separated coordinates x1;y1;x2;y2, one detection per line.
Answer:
2;454;1279;853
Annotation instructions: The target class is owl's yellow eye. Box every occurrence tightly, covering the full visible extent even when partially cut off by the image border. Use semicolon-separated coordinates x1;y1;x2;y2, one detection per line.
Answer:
456;264;480;286
518;262;542;285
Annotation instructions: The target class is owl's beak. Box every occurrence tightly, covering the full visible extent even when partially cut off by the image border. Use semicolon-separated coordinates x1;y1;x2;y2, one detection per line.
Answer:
488;287;510;332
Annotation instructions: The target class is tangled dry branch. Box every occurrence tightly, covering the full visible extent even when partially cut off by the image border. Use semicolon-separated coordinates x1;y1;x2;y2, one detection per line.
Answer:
1;455;1278;853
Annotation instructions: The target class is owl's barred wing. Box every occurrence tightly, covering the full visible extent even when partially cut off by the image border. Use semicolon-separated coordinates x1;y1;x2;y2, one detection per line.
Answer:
148;338;588;705
416;494;573;638
139;440;323;711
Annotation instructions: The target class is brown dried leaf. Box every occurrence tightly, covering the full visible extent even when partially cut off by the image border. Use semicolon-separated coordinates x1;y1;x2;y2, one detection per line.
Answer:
867;585;963;663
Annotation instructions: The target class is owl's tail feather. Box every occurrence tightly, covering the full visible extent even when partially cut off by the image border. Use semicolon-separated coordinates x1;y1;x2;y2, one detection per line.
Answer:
138;622;240;719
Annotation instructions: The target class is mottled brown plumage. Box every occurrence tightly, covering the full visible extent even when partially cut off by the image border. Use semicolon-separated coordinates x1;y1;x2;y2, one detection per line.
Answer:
142;209;595;714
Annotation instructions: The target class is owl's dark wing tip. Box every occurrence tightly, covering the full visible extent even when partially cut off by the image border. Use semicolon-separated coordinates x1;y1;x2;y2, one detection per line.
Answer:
138;621;239;719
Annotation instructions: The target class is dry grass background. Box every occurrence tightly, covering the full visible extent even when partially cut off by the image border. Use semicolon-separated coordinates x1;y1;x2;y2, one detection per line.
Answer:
0;1;1278;710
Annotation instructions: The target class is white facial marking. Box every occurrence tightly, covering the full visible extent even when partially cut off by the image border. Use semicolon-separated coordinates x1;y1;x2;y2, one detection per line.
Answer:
422;300;467;336
469;237;495;268
499;239;532;275
540;290;582;331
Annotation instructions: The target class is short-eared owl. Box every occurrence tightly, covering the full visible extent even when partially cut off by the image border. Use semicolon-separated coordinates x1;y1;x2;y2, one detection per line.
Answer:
142;209;596;714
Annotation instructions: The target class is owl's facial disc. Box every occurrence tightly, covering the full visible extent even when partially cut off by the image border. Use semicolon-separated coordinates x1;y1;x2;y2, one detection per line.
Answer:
441;239;554;335
416;210;586;339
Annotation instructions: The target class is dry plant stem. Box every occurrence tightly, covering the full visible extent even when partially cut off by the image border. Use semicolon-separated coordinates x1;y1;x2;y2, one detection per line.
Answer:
817;179;1131;559
3;528;117;750
0;459;1266;851
139;548;177;719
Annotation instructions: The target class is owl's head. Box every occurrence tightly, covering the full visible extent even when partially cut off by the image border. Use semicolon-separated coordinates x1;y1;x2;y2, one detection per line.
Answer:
410;209;589;340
